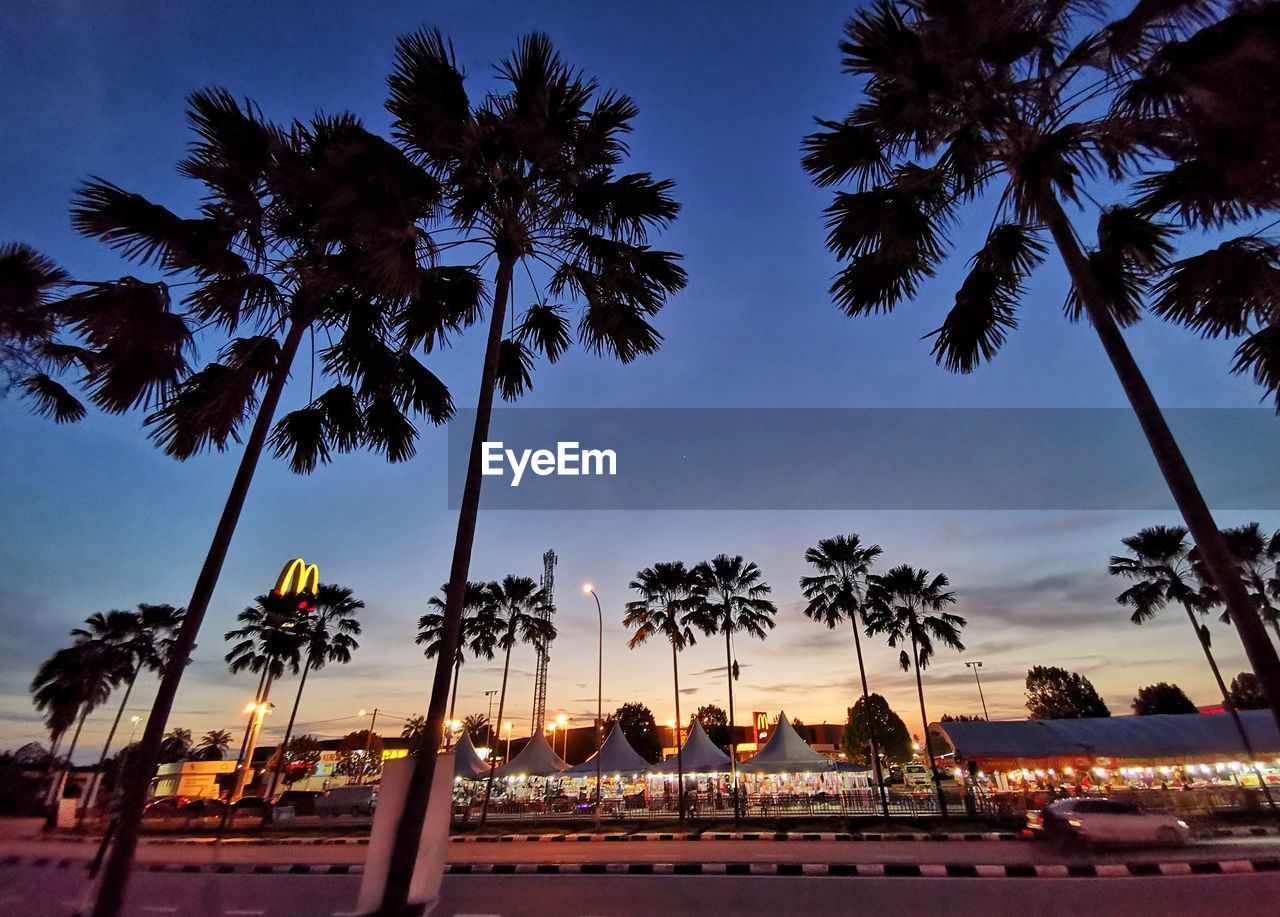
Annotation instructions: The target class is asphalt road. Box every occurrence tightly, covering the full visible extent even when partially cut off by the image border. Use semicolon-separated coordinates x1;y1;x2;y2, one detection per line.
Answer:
1;869;1277;917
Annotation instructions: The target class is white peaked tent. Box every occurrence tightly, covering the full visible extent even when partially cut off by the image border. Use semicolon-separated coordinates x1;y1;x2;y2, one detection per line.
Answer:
492;729;570;778
565;723;651;776
737;712;836;773
452;732;491;779
648;719;732;774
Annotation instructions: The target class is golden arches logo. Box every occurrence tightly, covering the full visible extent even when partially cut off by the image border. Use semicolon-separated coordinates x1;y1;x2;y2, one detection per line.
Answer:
274;558;319;597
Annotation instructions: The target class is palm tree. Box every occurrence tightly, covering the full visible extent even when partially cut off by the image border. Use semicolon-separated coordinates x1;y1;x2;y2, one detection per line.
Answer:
193;730;232;762
266;584;363;797
158;727;193;764
65;95;475;917
624;562;698;824
1110;525;1274;806
688;554;777;821
1213;524;1280;643
401;715;428;745
478;576;554;827
417;581;500;728
801;0;1280;732
865;565;965;816
379;32;685;905
462;714;489;746
800;535;890;817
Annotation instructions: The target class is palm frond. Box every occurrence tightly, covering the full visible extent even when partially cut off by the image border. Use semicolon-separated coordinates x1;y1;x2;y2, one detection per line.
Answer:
387;29;471;163
802;118;889;189
496;338;535;401
1151;237;1280;338
399;266;486;352
516;303;571;363
19;373;86;423
1233;324;1280;411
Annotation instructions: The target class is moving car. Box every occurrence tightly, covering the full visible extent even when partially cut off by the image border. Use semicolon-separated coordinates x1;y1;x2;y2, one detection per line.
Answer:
274;790;320;816
316;784;377;817
1027;798;1191;845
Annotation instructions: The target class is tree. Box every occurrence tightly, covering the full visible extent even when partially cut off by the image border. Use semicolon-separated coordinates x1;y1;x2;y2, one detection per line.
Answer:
265;734;322;787
845;694;912;768
380;31;685;909
1205;524;1280;641
1132;683;1197;715
694;704;730;751
266;584;363;796
334;730;383;784
401;715;428;754
770;712;805;729
157;728;192;764
478;576;553;826
1229;672;1270;711
865;565;965;813
69;91;471;917
607;703;662;764
688;554;777;820
462;714;489;747
192;730;232;762
800;533;889;814
939;714;983;723
416;581;499;724
625;561;698;822
1025;666;1111;719
801;0;1280;742
0;242;82;421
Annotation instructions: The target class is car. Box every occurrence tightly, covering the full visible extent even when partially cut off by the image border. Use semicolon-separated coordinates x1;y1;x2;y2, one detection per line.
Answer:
274;790;320;816
315;784;377;817
179;797;227;818
903;764;933;788
142;796;191;818
1027;798;1191;846
230;795;272;813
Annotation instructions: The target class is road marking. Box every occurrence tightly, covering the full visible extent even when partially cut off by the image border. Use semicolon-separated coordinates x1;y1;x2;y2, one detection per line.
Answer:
226;911;266;915
139;908;178;914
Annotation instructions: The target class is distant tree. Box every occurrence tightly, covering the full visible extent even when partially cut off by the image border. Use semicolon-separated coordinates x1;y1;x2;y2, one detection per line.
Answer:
1228;672;1269;711
845;694;911;767
401;715;427;754
463;714;489;746
607;702;662;764
334;730;382;783
1025;666;1111;719
694;704;730;751
1132;683;1197;715
13;743;50;768
157;728;192;764
770;712;804;729
191;729;232;761
265;734;322;787
939;714;984;722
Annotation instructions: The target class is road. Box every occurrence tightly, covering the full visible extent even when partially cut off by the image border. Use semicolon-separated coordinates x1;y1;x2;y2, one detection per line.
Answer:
1;868;1277;917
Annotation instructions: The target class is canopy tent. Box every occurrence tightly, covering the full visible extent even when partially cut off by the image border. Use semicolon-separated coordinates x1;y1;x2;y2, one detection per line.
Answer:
492;730;570;778
452;732;491;779
737;712;837;774
933;711;1280;763
564;723;652;777
647;719;732;774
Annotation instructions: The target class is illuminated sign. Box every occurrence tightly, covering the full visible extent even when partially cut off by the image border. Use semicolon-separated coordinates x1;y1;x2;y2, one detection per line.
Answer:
754;711;769;743
274;557;319;609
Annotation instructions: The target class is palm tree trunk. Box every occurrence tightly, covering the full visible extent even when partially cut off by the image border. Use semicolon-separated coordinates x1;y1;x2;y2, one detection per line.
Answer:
910;636;946;818
82;661;143;818
267;656;313;799
1038;194;1280;732
48;703;91;811
724;629;740;823
1183;603;1277;810
672;639;685;826
379;257;513;914
480;638;515;827
93;317;306;917
850;617;890;819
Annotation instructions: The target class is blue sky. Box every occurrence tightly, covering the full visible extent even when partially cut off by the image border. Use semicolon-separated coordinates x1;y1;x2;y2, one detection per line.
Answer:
1;1;1275;759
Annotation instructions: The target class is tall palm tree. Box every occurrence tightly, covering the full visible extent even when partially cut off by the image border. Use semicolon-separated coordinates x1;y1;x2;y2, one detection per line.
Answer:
379;32;685;905
193;729;232;762
478;576;554;827
688;554;777;821
66;94;475;917
266;584;363;797
624;562;698;824
801;0;1280;732
865;565;965;815
401;715;428;753
800;535;890;817
1214;524;1280;643
417;581;500;728
1110;525;1273;805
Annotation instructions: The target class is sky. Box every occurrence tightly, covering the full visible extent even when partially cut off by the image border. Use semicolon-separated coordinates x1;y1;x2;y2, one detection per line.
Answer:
1;1;1276;761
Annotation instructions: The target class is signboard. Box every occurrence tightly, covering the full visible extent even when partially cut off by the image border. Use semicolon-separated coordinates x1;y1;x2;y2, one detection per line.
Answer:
754;711;769;743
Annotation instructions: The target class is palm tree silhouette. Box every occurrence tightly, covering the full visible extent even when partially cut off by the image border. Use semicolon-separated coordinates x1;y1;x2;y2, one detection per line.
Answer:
266;584;363;797
193;730;233;762
800;535;890;817
417;581;500;727
624;562;698;824
1211;524;1280;641
381;31;685;898
688;554;777;821
865;565;965;816
478;576;553;827
801;0;1280;730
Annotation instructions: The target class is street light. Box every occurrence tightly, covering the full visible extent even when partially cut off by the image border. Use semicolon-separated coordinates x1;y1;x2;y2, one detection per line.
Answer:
503;721;513;765
584;583;604;828
965;661;990;720
556;713;569;758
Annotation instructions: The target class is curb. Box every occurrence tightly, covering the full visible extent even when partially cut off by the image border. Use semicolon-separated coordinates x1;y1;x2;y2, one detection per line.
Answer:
442;859;1280;877
0;855;363;875
448;831;1023;843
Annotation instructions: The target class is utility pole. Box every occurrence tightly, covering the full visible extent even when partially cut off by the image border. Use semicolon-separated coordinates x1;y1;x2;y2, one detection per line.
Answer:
357;707;379;785
965;661;990;720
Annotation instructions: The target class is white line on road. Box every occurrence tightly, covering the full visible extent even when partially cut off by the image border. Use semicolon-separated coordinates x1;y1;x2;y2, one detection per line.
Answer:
226;911;266;915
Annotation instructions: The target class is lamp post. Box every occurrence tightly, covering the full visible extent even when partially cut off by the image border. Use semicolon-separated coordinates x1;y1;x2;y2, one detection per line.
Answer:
965;661;990;720
357;708;379;785
485;690;498;747
556;713;568;758
503;722;513;764
231;701;271;801
584;583;604;828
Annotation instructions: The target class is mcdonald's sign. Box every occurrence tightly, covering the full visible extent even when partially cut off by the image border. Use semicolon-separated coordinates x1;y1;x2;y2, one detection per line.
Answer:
274;558;319;610
754;711;769;743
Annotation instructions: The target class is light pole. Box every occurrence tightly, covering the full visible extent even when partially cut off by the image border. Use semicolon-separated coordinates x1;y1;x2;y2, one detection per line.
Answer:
965;661;990;720
556;713;568;759
485;690;498;747
584;583;604;828
232;701;271;801
357;708;379;785
502;722;512;764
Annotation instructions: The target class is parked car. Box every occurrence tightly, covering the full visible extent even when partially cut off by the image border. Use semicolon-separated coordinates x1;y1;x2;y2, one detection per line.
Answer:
179;797;227;818
903;764;933;788
143;796;191;818
1027;798;1191;845
316;784;377;817
274;790;320;816
229;795;272;817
